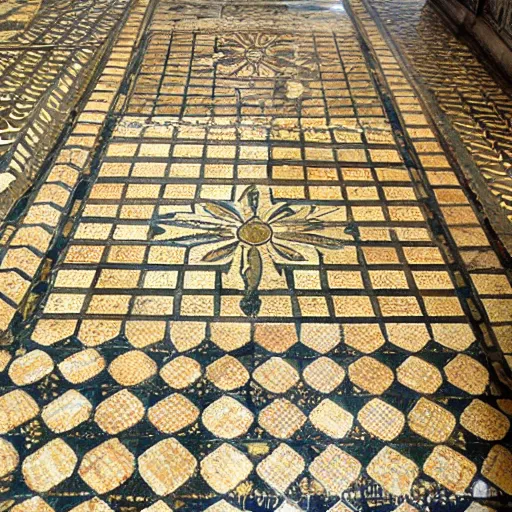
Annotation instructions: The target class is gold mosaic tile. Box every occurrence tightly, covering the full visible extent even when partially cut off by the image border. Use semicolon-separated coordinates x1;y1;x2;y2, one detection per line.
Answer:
22;438;77;492
8;349;54;386
141;501;173;512
408;398;456;443
148;394;199;433
169;321;205;352
59;349;106;384
108;350;157;386
431;323;475;351
94;389;145;434
357;398;405;441
139;439;197;496
256;443;305;493
203;501;242;512
309;399;353;439
69;498;114;512
309;445;361;495
348;356;394;394
210;322;251;352
444;355;489;395
259;398;307;439
160;355;202;389
481;445;512;495
202;396;254;439
0;389;39;434
385;323;430;352
253;357;299;393
344;324;385;353
125;320;166;347
200;443;253;494
78;439;135;493
460;400;510;441
302;357;345;393
78;320;122;347
425;443;478;495
367;446;419;496
0;437;18;478
41;390;93;433
31;319;78;346
396;356;443;394
1;0;511;507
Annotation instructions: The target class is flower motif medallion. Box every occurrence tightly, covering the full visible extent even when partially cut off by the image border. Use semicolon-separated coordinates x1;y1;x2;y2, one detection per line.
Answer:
151;186;353;316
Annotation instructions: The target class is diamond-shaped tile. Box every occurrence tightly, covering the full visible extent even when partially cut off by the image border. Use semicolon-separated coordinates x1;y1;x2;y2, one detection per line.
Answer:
202;396;253;439
125;320;166;348
108;350;157;386
348;357;394;394
408;398;456;443
256;443;304;493
0;389;39;434
327;502;354;512
11;497;55;512
8;349;54;386
481;445;512;495
432;323;475;351
397;356;443;394
160;355;202;389
276;503;303;512
358;398;405;441
392;504;419;512
253;357;299;394
444;355;489;395
79;439;135;493
94;389;145;434
41;390;92;434
22;438;77;492
460;400;510;441
309;445;361;495
309;399;353;438
206;355;249;390
303;357;345;393
170;321;205;352
0;350;11;371
204;500;242;512
139;439;197;495
141;501;173;512
148;393;199;433
424;445;477;494
367;446;419;495
201;443;253;493
344;324;385;353
68;498;114;512
210;322;251;352
254;323;297;353
0;438;18;478
386;323;430;352
32;319;77;347
259;399;306;439
301;323;340;354
59;349;106;384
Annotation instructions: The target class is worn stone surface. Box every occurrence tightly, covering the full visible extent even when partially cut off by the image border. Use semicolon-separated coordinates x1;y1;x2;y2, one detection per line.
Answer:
0;0;511;511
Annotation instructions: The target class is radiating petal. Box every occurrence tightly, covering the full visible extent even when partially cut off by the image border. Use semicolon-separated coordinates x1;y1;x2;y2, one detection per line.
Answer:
202;241;239;263
202;201;244;224
274;232;345;249
271;241;307;262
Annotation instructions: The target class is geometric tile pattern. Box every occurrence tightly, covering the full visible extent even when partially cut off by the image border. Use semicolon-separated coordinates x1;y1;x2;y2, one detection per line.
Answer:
0;0;511;511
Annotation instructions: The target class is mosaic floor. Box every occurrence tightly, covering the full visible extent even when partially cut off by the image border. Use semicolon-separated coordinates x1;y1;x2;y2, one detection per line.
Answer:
0;0;511;511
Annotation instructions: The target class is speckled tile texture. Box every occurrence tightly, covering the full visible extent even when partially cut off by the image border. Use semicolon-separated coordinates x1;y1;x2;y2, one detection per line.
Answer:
0;1;511;511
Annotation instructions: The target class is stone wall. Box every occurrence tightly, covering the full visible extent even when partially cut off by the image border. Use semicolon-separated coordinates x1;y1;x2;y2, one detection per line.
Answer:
433;0;512;78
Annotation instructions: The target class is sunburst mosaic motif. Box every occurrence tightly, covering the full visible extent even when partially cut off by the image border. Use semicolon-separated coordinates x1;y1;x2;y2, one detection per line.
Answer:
152;185;351;315
0;0;511;511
